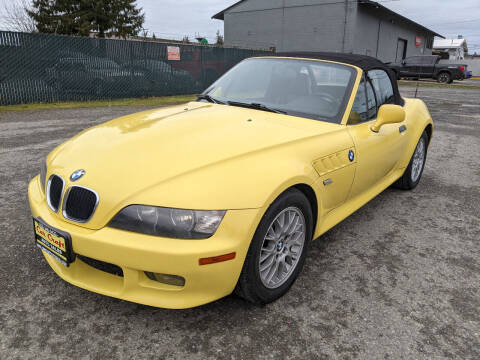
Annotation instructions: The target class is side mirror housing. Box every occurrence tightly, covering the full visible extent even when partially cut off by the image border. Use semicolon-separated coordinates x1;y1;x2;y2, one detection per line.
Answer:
371;104;405;132
402;60;406;65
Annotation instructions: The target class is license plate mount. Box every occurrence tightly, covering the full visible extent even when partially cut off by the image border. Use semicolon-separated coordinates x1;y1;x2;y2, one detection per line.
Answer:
33;218;75;267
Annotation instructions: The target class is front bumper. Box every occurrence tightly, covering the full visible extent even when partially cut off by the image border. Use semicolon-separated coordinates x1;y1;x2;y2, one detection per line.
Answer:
28;176;262;309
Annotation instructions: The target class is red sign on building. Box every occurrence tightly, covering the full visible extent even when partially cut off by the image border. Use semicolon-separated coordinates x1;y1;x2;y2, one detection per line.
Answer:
415;36;422;47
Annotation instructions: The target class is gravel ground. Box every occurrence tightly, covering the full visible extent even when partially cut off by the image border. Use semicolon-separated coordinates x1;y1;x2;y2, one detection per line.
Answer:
1;87;479;359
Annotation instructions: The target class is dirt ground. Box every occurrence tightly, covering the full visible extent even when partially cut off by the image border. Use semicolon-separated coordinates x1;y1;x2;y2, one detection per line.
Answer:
1;86;479;359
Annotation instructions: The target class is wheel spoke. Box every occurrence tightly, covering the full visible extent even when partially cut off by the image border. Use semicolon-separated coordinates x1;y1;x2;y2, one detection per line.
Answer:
265;258;280;284
286;214;299;235
260;247;275;262
260;253;276;272
287;231;303;246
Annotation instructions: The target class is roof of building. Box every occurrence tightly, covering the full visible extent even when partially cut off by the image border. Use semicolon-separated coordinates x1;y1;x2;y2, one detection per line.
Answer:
212;0;443;38
358;1;443;38
274;51;404;105
433;38;468;50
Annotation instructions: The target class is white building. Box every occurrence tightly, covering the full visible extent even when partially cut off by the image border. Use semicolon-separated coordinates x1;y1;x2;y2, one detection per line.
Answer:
433;38;468;60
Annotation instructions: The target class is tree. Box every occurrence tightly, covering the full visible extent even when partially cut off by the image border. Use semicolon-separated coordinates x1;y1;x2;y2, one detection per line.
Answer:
0;0;37;32
215;30;224;46
27;0;144;38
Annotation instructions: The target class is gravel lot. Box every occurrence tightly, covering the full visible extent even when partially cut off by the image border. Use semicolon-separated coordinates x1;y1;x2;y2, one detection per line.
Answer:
1;86;479;359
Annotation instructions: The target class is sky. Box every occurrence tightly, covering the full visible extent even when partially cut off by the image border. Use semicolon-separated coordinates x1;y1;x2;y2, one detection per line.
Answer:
0;0;479;53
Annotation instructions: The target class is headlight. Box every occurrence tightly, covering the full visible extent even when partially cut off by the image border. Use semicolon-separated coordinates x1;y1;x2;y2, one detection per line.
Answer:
108;205;226;239
40;160;47;193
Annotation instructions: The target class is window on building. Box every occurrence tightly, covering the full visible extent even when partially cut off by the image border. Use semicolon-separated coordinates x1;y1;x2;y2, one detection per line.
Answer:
426;37;433;49
367;69;394;106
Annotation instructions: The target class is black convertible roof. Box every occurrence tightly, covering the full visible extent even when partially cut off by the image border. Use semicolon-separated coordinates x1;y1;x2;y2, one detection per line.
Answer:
275;51;387;71
273;51;405;106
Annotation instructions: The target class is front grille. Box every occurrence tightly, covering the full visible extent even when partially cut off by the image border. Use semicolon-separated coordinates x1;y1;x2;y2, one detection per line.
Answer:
47;175;64;212
77;255;123;277
63;186;98;222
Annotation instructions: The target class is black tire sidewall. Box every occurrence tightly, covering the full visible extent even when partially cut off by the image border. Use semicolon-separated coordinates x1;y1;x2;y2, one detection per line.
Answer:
243;189;313;304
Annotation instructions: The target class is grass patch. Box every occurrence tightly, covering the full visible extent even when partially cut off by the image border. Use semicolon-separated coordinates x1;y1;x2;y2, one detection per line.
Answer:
398;80;480;90
0;94;197;112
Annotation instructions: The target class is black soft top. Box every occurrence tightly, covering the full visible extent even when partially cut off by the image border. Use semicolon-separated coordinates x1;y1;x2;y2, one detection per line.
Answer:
275;51;404;106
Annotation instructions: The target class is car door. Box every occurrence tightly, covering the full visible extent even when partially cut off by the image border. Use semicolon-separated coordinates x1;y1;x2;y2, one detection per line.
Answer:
346;69;409;200
402;57;421;77
418;56;436;78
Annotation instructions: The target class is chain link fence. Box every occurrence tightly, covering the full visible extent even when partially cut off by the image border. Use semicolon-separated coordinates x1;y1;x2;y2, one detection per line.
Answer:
0;31;271;105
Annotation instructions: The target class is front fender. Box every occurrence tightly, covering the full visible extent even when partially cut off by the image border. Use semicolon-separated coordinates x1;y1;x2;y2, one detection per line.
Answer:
397;98;433;169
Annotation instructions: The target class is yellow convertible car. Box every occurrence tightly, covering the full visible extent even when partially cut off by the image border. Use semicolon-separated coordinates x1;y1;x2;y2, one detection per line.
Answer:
28;52;433;309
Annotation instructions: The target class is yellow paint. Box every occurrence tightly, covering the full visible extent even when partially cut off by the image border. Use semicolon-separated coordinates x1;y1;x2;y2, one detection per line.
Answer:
370;104;405;132
28;58;433;308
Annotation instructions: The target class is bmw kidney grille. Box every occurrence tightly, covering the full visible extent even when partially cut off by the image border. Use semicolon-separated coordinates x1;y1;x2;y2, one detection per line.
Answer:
46;175;98;222
63;186;99;222
46;175;64;212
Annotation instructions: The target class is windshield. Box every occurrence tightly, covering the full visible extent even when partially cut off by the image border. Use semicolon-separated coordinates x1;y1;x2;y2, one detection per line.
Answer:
203;58;356;123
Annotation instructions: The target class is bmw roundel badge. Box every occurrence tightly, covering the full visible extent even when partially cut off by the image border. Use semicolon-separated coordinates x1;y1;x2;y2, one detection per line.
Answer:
348;150;355;162
70;169;86;181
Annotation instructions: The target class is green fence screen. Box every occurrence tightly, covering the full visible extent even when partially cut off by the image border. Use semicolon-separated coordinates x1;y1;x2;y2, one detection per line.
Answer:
0;31;271;105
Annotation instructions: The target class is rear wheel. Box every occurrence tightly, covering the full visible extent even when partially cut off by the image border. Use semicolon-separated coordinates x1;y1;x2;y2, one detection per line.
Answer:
394;131;428;190
437;72;451;84
235;188;313;304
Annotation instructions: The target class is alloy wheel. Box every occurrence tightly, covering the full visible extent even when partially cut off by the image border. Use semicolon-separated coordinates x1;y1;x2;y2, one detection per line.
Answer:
411;137;426;182
259;207;306;289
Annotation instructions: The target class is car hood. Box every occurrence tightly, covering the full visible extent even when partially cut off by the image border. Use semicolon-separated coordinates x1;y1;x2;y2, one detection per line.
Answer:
48;102;339;228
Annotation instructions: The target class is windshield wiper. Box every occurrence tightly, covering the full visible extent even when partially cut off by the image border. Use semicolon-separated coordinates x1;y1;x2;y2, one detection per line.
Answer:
227;101;287;114
196;94;224;104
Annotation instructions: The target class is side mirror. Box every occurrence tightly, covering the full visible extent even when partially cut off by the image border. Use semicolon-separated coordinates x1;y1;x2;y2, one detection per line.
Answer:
371;104;405;132
402;60;406;65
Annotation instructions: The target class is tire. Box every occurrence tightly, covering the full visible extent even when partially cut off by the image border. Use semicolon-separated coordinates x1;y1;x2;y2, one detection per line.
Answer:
394;131;428;190
437;72;451;84
235;188;313;304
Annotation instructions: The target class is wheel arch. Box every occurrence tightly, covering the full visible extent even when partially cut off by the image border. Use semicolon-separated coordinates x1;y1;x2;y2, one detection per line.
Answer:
292;183;318;237
424;123;433;147
257;181;321;241
397;99;433;169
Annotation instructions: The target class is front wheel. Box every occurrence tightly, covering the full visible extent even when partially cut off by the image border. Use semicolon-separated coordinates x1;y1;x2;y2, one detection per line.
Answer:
235;188;313;304
394;131;428;190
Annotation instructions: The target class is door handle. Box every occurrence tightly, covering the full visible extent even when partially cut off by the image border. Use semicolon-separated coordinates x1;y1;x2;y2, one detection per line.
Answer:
399;125;407;133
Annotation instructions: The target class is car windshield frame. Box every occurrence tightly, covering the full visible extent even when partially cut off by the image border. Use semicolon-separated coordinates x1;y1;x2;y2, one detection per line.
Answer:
202;57;358;124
